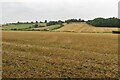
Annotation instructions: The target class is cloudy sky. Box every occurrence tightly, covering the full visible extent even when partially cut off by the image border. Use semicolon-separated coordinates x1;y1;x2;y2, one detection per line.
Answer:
0;0;119;24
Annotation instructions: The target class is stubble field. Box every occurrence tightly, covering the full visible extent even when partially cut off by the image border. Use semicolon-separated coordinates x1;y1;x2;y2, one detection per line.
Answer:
55;23;118;33
2;31;118;78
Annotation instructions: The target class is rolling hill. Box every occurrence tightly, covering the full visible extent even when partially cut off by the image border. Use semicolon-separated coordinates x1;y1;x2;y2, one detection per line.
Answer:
55;22;118;33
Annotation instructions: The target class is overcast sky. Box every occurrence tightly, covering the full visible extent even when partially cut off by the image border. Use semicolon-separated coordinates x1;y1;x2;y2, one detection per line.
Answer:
0;0;119;24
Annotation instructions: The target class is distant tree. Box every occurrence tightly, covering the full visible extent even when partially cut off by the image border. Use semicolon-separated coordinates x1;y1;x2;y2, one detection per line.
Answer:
58;20;64;25
36;21;38;23
65;18;84;24
81;20;85;22
17;21;20;24
31;21;34;24
46;21;57;26
24;22;29;24
11;28;17;30
78;19;81;22
46;20;64;26
45;20;47;23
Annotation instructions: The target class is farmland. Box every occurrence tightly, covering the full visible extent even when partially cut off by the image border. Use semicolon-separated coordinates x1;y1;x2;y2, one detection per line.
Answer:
2;24;34;30
55;23;118;33
2;22;118;33
2;31;118;78
1;23;63;31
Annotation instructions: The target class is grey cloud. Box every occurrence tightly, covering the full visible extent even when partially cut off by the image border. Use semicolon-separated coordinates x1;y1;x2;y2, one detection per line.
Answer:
1;0;119;24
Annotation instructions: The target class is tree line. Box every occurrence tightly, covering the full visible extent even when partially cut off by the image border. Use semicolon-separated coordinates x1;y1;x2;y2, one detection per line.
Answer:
65;19;85;24
86;17;120;27
3;17;120;28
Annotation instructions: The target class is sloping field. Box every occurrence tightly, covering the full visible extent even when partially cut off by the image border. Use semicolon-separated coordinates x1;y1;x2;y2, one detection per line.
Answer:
55;23;118;33
2;23;46;30
2;31;118;78
1;23;62;31
32;25;62;31
2;24;34;30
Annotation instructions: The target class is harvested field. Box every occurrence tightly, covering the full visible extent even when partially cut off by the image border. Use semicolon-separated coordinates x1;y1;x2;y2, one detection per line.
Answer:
55;23;118;33
2;31;118;78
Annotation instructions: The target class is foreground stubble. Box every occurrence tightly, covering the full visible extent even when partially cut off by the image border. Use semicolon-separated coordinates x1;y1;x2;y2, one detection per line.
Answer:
2;31;118;78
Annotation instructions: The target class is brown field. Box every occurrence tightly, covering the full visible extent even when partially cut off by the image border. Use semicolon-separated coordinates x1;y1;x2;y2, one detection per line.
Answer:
55;23;118;33
2;31;118;78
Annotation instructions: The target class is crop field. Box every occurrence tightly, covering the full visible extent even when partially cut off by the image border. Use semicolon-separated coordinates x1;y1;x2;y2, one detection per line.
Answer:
2;31;118;78
1;23;47;30
55;23;118;33
1;23;63;31
2;24;34;30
